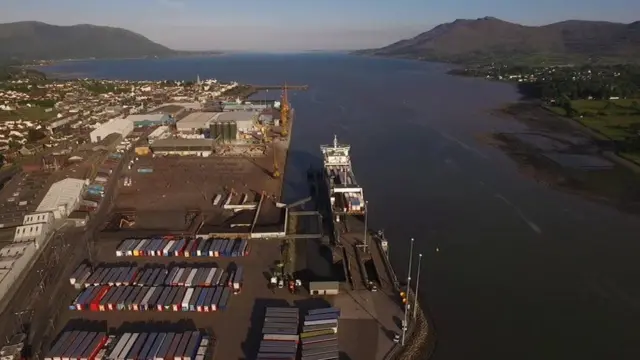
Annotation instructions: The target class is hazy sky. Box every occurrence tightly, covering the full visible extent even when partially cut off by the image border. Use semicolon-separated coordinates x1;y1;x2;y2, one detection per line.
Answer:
2;0;638;51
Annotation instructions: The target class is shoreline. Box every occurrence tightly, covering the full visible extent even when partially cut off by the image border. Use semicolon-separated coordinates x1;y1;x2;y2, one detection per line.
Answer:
497;101;640;173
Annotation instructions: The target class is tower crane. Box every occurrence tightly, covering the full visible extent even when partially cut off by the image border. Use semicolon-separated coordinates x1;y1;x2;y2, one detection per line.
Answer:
280;83;290;137
272;148;280;178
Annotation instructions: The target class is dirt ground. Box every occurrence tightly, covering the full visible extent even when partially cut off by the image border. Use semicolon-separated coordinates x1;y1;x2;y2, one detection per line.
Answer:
116;149;285;214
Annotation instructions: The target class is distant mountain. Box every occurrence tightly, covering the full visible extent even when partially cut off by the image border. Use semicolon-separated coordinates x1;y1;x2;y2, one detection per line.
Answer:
0;21;178;60
356;17;640;64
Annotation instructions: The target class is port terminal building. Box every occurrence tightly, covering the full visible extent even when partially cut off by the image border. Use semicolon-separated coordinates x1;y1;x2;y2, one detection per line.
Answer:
176;111;257;141
0;178;86;306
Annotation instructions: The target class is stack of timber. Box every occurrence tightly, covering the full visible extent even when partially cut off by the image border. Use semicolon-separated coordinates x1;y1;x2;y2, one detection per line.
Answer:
257;307;300;359
300;307;340;360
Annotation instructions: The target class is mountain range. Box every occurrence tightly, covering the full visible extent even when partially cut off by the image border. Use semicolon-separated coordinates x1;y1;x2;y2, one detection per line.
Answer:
356;17;640;64
0;21;186;61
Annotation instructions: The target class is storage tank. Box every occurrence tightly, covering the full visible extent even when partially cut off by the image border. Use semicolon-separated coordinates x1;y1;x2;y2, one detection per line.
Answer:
215;122;223;140
209;124;217;139
230;121;237;140
222;122;231;142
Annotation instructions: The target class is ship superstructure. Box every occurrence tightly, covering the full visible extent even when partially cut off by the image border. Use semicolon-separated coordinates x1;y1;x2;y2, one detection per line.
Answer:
321;135;365;215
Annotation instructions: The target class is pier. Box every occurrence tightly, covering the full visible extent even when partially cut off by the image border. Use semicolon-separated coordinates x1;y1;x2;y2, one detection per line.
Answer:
250;85;309;91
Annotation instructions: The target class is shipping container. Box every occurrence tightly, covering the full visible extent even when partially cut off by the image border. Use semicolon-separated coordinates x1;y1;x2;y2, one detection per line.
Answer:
303;319;338;327
63;332;89;360
109;334;131;360
204;269;216;287
264;316;299;324
259;340;298;348
300;352;339;360
156;333;176;360
304;313;339;322
81;333;107;360
232;266;244;291
258;346;297;355
210;287;222;311
125;333;147;360
262;328;298;335
173;333;191;360
182;332;201;360
212;269;223;286
181;288;194;311
218;288;230;310
119;333;139;360
300;335;337;345
307;308;341;317
202;288;215;312
300;339;338;351
171;288;186;311
189;288;202;311
148;333;167;360
185;269;197;287
161;287;176;311
256;354;295;360
164;334;183;360
46;331;73;360
302;325;338;333
137;333;157;360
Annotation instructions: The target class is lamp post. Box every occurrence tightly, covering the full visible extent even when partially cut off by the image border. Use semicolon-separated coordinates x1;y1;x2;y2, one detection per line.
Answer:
401;237;415;346
413;253;423;320
363;200;369;250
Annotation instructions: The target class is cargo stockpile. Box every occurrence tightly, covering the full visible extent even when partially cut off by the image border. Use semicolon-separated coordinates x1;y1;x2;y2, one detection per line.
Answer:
43;330;210;360
115;238;250;258
257;307;300;360
69;264;244;292
300;307;340;360
70;285;232;312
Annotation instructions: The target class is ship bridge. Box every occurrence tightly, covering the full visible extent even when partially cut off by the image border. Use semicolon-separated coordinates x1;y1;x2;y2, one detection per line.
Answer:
321;135;351;167
321;135;365;215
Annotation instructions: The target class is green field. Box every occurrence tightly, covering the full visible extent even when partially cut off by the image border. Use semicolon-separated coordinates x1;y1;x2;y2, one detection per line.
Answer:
549;99;640;141
0;106;58;123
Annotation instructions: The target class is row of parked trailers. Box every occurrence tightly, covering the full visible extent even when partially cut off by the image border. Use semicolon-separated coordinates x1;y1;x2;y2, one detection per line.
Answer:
45;331;209;360
257;307;300;360
70;285;232;313
43;332;108;360
115;238;250;258
299;308;340;360
70;265;244;291
103;332;207;360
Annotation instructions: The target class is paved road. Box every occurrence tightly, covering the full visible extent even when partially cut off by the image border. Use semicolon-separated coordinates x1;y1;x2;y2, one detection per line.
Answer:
0;150;128;355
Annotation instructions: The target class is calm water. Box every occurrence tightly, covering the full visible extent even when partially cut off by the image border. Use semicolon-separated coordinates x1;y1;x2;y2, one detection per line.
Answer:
43;54;640;360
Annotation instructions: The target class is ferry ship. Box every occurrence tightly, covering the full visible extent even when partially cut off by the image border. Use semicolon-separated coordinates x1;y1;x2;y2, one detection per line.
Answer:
320;135;365;219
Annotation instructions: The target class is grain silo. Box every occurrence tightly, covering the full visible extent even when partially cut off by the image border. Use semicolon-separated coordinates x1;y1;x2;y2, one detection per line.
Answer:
209;123;217;139
215;122;223;140
230;121;238;140
222;122;231;142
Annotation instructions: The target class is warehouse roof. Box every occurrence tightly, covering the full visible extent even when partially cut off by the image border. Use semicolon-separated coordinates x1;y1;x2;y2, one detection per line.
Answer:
150;138;215;151
91;118;133;135
36;178;86;213
213;111;256;123
176;112;217;129
126;113;167;122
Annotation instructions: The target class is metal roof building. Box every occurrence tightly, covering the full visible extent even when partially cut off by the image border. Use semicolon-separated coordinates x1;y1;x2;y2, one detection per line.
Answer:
0;241;37;304
150;138;215;157
126;113;170;127
36;178;86;219
176;112;217;132
89;118;134;143
213;111;256;131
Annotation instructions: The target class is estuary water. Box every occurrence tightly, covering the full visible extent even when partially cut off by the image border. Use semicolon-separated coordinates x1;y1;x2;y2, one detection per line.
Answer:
43;53;640;360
